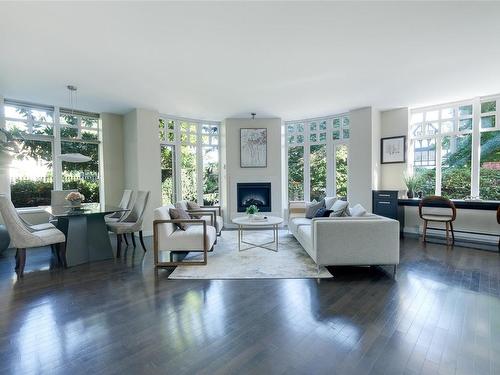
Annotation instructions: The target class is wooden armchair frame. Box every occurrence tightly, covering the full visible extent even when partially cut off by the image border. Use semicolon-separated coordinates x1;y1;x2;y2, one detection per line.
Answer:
418;196;457;245
153;219;212;267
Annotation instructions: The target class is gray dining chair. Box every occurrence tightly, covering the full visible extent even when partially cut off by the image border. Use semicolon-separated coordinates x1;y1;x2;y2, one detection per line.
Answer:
0;195;66;277
107;190;150;257
105;189;133;223
51;189;77;206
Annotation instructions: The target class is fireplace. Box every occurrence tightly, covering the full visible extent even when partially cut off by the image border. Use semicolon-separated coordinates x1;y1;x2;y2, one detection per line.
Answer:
237;183;271;212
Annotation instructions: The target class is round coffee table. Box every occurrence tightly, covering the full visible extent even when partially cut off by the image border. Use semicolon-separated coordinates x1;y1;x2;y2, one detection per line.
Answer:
232;216;283;252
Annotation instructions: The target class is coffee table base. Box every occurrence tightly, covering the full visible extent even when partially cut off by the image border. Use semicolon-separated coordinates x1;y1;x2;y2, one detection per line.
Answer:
237;224;279;252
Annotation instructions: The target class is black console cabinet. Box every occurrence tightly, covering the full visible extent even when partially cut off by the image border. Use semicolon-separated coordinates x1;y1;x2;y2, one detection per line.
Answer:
372;190;404;235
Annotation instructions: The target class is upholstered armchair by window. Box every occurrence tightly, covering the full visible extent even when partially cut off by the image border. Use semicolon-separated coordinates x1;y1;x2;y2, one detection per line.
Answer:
175;200;223;235
0;195;66;277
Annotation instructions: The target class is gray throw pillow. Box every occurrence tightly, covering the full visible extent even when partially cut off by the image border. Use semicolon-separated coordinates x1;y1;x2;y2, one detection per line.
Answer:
187;201;202;218
305;199;325;219
169;208;191;230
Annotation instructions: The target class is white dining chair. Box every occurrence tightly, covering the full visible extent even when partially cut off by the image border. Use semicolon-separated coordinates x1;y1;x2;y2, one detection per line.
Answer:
0;195;66;277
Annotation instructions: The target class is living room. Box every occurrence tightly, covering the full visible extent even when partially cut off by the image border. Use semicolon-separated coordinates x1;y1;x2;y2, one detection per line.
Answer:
0;1;499;374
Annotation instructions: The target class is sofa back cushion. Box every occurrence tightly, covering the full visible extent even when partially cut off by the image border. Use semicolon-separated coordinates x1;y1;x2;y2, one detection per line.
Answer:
350;204;367;217
305;199;325;219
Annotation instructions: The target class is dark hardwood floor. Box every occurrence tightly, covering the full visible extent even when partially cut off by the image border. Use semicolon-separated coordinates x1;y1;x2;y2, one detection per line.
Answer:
0;233;499;375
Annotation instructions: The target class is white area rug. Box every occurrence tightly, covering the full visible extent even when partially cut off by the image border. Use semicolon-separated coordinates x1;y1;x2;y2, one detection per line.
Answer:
168;229;332;279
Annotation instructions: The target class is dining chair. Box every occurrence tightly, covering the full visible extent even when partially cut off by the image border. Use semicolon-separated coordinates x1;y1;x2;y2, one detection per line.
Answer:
418;195;457;245
0;195;66;277
105;189;133;223
51;189;78;206
107;190;150;257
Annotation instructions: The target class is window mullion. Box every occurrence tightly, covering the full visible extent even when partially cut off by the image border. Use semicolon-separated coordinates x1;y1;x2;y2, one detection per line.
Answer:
471;98;481;198
196;123;203;205
326;120;334;197
435;135;442;196
53;106;62;190
174;121;182;203
304;123;310;202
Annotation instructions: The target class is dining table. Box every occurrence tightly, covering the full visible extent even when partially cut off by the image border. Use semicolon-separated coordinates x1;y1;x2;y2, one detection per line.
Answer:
42;203;127;267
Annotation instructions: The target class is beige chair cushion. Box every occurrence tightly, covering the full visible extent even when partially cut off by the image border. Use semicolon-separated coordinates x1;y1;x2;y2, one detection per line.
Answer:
200;214;223;233
421;214;453;221
159;224;216;252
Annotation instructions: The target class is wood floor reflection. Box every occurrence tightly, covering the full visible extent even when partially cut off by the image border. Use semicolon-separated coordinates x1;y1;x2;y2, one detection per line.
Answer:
0;233;499;375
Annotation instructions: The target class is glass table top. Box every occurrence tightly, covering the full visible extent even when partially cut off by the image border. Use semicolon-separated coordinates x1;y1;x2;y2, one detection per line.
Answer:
41;203;127;217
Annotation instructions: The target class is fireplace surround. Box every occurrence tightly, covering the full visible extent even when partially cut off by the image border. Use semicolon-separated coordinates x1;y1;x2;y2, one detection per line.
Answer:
237;183;271;212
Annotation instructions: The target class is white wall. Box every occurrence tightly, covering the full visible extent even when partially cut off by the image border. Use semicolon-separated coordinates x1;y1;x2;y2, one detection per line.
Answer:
348;107;381;211
101;113;125;206
380;108;409;190
223;118;283;225
123;108;161;235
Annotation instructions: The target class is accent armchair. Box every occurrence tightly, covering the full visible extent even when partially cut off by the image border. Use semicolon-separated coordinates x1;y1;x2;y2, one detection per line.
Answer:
0;195;66;276
175;200;223;235
153;205;216;267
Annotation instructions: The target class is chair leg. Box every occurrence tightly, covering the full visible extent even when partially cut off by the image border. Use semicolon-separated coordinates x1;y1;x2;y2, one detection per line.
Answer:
123;233;129;246
445;222;450;245
450;221;455;245
423;220;428;242
15;248;26;276
139;231;147;252
131;232;136;247
57;242;67;268
116;234;122;258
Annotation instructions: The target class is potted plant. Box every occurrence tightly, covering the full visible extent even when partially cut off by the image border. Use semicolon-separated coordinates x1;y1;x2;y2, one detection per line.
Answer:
66;191;85;207
245;204;259;219
403;173;419;199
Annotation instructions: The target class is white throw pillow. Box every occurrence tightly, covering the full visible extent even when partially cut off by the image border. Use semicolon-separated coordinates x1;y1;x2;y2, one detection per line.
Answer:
330;200;349;217
350;204;367;217
324;196;337;210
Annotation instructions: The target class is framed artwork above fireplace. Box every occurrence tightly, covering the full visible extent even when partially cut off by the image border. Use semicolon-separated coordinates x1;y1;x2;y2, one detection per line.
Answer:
240;128;267;168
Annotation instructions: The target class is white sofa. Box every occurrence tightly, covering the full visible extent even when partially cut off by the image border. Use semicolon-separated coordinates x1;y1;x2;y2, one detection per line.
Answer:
288;207;400;275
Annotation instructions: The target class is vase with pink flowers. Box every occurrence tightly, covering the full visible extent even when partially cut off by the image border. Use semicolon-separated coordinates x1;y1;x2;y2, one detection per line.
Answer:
66;192;85;207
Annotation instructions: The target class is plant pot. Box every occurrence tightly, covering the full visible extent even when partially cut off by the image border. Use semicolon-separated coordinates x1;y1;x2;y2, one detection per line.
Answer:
407;190;414;199
247;213;255;219
70;199;82;207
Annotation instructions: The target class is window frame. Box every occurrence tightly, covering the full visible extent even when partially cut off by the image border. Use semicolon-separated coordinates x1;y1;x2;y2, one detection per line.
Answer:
159;115;221;206
285;113;350;202
1;98;102;205
409;95;499;199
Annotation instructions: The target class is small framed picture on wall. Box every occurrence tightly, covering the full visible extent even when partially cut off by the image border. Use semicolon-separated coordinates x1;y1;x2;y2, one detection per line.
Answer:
381;136;406;164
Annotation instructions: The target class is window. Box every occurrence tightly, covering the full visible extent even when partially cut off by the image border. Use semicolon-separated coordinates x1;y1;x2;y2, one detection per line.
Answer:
3;99;101;207
159;116;220;206
410;95;500;200
286;114;349;202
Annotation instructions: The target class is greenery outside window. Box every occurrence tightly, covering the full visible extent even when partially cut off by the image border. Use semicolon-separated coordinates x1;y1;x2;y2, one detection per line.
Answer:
3;99;101;207
410;95;499;200
159;116;220;206
286;114;349;202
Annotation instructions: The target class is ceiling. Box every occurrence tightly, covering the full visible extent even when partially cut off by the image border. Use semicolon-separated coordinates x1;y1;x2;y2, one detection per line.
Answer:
1;1;500;121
